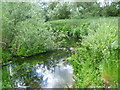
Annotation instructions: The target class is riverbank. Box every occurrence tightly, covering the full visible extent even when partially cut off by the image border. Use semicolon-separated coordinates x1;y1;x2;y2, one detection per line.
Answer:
67;17;118;88
2;17;118;88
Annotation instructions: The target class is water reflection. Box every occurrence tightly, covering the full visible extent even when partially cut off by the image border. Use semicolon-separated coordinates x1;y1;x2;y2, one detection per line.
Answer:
35;60;73;88
8;49;74;88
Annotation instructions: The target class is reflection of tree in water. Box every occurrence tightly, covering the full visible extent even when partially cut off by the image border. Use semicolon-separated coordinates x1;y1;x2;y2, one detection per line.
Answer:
10;63;44;88
40;50;70;71
9;49;71;88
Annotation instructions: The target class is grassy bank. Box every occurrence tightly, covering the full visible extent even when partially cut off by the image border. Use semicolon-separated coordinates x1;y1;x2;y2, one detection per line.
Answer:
67;17;118;88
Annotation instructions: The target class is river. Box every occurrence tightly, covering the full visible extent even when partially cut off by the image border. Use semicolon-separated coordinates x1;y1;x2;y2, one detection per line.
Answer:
2;38;80;88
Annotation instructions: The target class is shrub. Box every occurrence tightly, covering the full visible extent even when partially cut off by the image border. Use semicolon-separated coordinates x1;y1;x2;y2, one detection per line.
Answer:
10;19;56;56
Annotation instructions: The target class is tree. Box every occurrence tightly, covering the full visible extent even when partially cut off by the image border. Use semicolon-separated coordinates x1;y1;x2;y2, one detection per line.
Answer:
69;2;101;18
47;2;71;20
2;2;37;48
101;2;120;16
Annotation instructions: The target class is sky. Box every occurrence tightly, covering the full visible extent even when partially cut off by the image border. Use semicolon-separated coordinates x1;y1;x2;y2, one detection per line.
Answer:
2;0;117;3
40;0;112;2
38;0;114;7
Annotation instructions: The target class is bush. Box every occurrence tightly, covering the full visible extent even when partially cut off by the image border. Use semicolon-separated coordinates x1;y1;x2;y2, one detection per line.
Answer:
10;19;56;56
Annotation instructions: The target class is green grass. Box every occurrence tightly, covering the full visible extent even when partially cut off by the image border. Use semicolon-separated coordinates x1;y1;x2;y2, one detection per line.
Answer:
67;17;118;88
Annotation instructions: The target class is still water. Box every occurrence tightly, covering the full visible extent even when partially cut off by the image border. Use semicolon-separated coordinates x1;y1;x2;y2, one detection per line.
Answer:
4;48;74;88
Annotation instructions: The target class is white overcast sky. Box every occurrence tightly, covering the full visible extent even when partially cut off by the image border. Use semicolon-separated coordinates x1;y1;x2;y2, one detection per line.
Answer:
2;0;119;3
41;0;112;2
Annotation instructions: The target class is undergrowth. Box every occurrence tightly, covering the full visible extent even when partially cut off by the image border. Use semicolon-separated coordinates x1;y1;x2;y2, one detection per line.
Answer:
67;17;118;88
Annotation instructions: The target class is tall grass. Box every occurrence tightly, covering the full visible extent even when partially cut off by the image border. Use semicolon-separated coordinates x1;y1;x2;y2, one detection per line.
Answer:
67;17;118;88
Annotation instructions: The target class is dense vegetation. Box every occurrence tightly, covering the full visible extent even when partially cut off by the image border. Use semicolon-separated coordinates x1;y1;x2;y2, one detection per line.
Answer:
1;1;119;89
67;18;118;88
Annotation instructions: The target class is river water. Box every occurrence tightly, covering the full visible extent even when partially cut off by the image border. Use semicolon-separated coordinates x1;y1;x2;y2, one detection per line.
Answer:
3;48;75;88
2;38;80;88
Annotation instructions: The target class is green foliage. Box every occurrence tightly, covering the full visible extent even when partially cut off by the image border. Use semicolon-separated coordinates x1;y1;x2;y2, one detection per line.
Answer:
70;23;89;37
48;2;71;20
2;51;11;62
2;67;12;88
101;2;120;16
2;2;56;60
39;2;120;20
2;2;33;45
49;19;90;40
101;60;118;87
10;19;56;56
69;2;101;19
67;17;118;88
2;2;119;88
